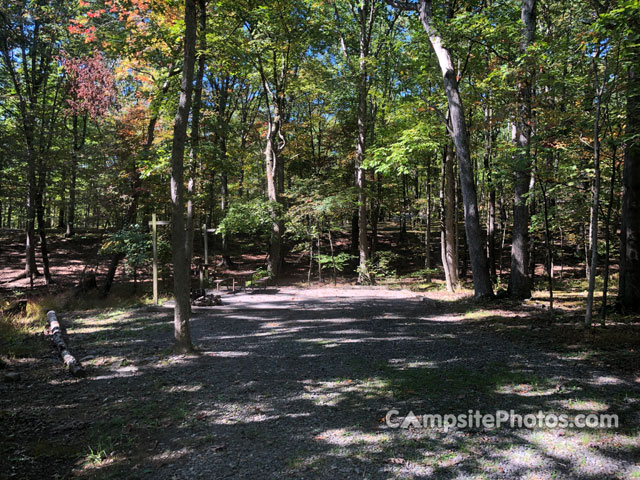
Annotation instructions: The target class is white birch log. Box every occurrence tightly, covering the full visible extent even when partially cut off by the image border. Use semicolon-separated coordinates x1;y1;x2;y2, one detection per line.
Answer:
47;310;84;377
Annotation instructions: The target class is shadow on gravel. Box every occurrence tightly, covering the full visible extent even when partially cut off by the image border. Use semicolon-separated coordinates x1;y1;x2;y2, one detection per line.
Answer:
2;290;639;479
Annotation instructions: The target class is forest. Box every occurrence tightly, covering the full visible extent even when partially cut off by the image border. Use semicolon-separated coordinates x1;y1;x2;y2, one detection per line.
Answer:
1;0;640;478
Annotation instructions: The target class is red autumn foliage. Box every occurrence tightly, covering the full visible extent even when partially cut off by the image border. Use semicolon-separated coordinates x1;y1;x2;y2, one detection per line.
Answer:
60;50;115;118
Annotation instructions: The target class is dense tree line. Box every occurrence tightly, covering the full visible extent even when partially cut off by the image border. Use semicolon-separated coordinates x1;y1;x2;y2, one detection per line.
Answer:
1;0;638;350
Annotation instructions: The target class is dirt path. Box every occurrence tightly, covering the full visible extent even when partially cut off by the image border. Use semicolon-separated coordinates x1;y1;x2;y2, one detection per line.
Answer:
2;286;638;479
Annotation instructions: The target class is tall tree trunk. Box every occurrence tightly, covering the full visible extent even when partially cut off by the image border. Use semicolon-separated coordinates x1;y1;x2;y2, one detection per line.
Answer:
417;0;493;298
36;164;51;284
539;176;554;318
170;0;197;353
483;49;497;283
400;174;407;243
585;54;604;326
66;115;79;237
371;173;382;256
25;143;39;278
441;144;459;291
618;51;640;312
509;0;536;299
186;0;206;268
356;41;372;284
57;168;66;229
219;169;233;268
425;155;432;269
601;142;617;323
265;104;284;276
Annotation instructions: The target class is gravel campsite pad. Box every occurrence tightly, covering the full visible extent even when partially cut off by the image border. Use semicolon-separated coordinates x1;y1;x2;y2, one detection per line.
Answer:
2;286;639;479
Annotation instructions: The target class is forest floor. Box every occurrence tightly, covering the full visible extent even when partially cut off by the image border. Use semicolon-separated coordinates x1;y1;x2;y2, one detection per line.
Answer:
1;284;639;479
1;227;639;479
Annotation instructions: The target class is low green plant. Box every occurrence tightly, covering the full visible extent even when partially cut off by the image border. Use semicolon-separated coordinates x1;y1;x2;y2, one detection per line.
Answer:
84;436;114;465
406;268;440;280
100;225;164;290
367;250;400;279
217;199;276;240
246;268;274;287
316;252;355;272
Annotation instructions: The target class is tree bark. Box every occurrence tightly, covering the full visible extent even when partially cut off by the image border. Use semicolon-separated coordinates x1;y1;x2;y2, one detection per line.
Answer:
355;11;372;284
264;104;285;276
601;142;617;323
441;144;458;291
186;0;206;269
47;311;84;377
585;53;604;326
425;156;432;269
509;0;536;299
36;171;52;284
417;0;493;298
170;0;197;353
619;54;640;312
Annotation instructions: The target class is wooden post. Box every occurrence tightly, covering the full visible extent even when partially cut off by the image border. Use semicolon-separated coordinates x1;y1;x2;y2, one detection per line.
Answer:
148;215;169;305
152;213;158;305
203;223;208;266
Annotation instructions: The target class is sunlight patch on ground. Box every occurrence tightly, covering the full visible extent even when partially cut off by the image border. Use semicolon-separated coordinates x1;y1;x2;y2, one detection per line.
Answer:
565;398;609;411
299;377;391;406
315;428;390;447
500;445;546;469
524;430;640;477
162;384;203;393
588;375;626;386
202;350;252;358
495;382;557;397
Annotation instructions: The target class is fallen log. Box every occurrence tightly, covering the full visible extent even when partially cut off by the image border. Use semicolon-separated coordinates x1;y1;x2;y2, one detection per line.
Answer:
47;311;84;377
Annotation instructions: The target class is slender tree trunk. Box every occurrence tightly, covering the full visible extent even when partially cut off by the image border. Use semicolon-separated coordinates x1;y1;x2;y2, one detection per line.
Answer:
425;155;432;270
484;101;497;283
585;56;604;326
417;0;493;298
25;140;39;277
66;115;79;237
619;57;640;312
317;227;322;282
329;229;337;286
529;169;537;282
36;169;51;284
371;173;381;256
356;49;371;284
400;174;407;243
445;144;458;290
170;0;197;353
219;170;233;268
509;0;536;300
539;177;554;319
601;142;616;323
186;0;206;268
440;145;457;291
58;168;66;229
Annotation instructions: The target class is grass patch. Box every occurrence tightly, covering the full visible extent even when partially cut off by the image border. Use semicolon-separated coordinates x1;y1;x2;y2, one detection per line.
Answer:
0;305;48;358
0;286;169;360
